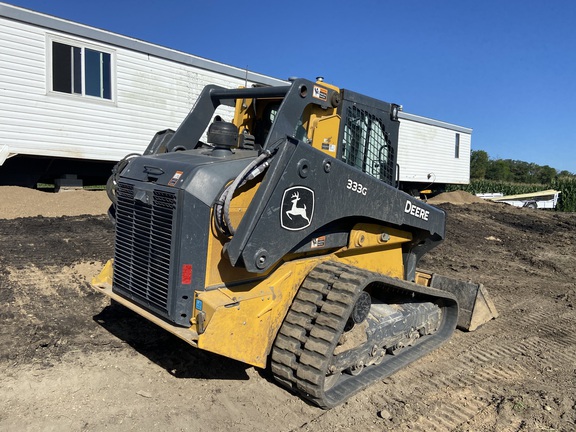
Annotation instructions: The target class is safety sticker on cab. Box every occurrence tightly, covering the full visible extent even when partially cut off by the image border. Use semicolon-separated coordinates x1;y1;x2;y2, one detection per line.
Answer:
168;170;184;187
313;86;328;101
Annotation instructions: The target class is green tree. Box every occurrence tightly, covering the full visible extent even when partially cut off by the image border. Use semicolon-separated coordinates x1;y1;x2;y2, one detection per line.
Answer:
537;165;557;184
509;160;531;183
470;150;489;179
558;170;575;178
486;159;512;181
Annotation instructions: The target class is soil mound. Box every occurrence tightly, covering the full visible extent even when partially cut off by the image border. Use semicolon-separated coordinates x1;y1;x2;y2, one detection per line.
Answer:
427;190;489;205
0;186;110;219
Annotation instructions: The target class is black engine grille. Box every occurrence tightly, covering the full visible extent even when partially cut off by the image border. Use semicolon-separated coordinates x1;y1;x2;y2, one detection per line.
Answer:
113;182;177;316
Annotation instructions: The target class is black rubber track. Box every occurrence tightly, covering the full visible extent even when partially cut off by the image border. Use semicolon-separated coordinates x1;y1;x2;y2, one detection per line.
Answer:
270;261;459;409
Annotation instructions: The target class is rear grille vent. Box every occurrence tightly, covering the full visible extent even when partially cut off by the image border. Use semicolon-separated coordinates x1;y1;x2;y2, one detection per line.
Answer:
113;182;177;316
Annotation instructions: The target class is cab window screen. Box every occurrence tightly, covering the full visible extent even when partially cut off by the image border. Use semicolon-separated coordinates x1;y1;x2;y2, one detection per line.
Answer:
341;105;395;184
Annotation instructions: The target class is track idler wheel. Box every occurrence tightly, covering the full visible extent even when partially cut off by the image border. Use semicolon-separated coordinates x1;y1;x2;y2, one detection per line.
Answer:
351;291;371;324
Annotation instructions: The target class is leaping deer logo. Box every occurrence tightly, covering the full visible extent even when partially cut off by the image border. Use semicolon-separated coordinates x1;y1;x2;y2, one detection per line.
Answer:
280;186;314;231
286;191;310;223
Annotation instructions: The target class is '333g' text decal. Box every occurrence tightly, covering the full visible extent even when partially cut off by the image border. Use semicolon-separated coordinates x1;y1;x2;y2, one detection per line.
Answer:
346;178;368;196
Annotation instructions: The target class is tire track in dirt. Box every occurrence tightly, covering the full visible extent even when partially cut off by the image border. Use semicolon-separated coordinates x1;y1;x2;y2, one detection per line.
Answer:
2;191;576;431
319;301;576;432
396;303;576;431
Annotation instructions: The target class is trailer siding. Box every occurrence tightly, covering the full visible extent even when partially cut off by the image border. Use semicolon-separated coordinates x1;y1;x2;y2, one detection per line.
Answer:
0;7;284;165
397;113;472;185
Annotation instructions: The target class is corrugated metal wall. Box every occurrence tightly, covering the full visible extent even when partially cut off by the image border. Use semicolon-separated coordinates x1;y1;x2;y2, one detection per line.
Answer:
0;15;268;164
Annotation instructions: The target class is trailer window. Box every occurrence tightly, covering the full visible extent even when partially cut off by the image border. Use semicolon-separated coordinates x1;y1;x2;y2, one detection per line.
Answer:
455;133;460;159
50;40;113;101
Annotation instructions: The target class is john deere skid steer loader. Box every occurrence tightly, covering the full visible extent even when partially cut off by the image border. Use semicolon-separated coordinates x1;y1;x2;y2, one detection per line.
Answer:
92;78;497;408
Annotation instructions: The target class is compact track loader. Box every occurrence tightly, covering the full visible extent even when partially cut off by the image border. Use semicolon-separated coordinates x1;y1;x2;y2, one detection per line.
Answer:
92;78;497;408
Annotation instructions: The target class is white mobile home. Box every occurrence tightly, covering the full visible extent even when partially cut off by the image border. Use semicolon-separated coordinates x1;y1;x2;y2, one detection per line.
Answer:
397;112;472;192
0;2;471;190
0;3;285;185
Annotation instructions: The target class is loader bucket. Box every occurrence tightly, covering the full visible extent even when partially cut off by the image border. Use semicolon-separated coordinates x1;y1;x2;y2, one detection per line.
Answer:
428;274;498;331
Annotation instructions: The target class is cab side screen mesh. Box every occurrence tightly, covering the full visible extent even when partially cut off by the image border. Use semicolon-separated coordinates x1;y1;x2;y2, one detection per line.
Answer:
341;105;395;185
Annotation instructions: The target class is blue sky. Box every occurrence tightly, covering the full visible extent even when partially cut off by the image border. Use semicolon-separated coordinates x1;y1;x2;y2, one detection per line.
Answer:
6;0;576;173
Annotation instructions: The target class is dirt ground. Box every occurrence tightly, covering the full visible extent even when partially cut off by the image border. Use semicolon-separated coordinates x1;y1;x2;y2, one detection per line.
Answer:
0;187;575;432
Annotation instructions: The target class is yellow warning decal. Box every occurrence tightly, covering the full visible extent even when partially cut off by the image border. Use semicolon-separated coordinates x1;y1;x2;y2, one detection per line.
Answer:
312;86;328;101
168;170;184;187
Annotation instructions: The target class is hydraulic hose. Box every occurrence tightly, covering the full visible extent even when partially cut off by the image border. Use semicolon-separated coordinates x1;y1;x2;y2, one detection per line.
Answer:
214;149;274;236
106;153;141;206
